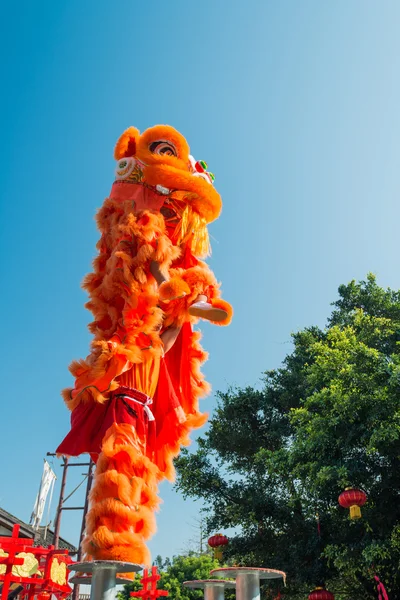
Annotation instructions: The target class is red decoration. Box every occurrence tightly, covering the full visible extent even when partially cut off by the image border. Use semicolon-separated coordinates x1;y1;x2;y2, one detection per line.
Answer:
374;575;389;600
338;488;367;520
308;588;335;600
130;567;168;600
208;534;229;549
0;524;74;600
194;160;214;183
195;160;208;173
208;534;228;561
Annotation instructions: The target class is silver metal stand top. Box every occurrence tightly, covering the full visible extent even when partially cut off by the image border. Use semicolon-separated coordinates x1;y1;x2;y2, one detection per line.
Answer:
211;567;286;600
211;567;285;581
70;574;134;585
68;560;142;600
183;580;236;589
68;561;142;574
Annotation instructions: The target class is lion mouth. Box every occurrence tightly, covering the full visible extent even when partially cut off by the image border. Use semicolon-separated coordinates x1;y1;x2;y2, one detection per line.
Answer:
160;202;181;225
160;205;176;219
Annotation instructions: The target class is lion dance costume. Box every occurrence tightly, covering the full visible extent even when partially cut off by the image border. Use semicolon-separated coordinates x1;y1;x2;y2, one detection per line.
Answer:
57;125;232;567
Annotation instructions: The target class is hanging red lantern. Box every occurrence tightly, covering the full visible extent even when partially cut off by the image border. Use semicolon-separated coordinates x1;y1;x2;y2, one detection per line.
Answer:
308;587;335;600
208;534;228;560
338;487;367;520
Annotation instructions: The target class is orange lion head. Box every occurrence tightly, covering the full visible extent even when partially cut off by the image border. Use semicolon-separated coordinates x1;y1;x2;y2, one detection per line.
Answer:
113;125;222;229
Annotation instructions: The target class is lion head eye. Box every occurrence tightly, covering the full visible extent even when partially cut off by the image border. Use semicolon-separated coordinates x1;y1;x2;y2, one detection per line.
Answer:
149;140;177;157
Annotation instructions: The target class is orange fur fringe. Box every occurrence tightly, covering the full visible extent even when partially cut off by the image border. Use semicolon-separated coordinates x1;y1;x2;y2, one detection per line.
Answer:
83;423;160;566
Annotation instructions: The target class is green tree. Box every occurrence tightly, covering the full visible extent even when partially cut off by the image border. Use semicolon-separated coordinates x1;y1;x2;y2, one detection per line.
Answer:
175;275;400;599
119;554;221;600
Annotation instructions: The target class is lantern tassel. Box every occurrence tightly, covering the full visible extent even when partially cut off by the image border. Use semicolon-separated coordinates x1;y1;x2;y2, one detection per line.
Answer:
350;505;362;520
214;547;223;561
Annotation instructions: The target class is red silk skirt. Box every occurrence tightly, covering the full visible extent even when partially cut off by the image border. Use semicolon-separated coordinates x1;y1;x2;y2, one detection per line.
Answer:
56;387;155;462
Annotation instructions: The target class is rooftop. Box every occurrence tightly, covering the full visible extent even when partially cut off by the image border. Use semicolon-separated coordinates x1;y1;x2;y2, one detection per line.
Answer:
0;506;77;553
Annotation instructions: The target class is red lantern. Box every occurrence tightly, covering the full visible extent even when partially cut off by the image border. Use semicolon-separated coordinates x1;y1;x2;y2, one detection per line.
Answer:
208;534;228;560
338;487;367;520
308;587;335;600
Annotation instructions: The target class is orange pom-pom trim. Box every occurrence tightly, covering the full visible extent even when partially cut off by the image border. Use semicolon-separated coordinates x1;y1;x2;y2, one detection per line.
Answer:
209;298;233;326
159;277;190;301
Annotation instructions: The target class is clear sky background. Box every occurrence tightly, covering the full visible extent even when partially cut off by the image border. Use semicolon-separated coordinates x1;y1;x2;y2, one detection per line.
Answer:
1;0;400;562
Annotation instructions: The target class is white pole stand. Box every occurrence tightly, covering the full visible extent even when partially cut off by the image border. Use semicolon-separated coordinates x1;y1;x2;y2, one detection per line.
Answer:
68;560;142;600
210;567;286;600
183;579;235;600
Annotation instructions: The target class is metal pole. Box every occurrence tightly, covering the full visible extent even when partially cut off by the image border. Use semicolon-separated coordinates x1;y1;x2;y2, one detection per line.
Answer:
90;564;118;600
236;572;260;600
53;457;69;548
183;580;235;600
78;460;95;560
204;584;225;600
71;460;95;600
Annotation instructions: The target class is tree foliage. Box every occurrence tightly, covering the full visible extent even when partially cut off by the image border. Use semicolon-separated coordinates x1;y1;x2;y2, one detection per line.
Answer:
175;275;400;599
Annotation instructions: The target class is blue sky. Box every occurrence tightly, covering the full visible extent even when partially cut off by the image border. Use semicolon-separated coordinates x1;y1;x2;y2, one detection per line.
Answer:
1;0;400;562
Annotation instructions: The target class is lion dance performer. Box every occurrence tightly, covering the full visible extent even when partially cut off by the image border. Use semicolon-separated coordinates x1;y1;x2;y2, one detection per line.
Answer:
57;125;232;567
